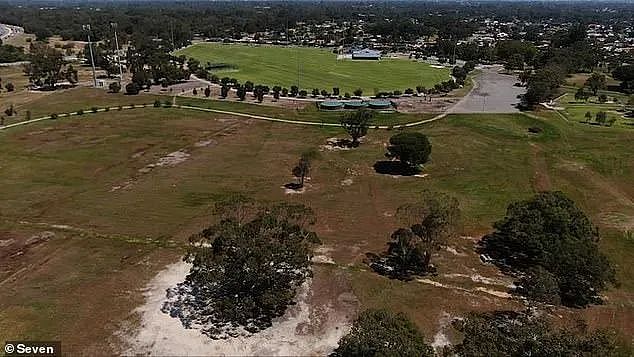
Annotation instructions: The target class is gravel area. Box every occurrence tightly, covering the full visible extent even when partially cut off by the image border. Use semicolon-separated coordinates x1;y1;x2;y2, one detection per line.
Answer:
449;66;525;113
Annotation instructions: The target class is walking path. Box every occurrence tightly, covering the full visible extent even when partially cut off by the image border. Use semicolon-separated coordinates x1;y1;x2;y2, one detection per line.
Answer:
0;104;447;131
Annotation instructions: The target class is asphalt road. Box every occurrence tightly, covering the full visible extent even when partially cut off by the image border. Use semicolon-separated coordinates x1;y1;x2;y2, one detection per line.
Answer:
449;66;526;114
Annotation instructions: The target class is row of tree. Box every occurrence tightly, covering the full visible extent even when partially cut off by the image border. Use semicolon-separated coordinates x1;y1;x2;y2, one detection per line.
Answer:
332;308;620;356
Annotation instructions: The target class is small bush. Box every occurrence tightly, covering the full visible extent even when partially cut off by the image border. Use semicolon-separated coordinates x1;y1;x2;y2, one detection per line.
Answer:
163;100;172;108
50;113;58;120
91;107;99;113
77;109;84;115
154;99;162;108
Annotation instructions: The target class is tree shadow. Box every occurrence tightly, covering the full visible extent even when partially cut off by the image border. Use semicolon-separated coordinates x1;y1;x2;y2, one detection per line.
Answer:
284;182;304;190
373;161;420;176
365;252;435;281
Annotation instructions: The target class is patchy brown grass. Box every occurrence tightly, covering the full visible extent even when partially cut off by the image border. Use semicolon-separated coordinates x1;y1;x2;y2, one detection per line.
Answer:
0;90;632;352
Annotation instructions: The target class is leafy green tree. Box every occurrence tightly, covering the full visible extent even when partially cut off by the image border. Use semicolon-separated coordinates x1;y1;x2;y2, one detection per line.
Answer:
24;43;64;88
386;132;432;168
340;109;374;147
220;85;229;98
585;72;606;95
598;94;608;103
370;191;460;279
4;104;16;117
480;191;616;307
163;202;319;338
575;87;589;102
454;310;619;357
332;87;340;96
244;80;254;92
108;81;121;93
125;82;140;95
290;85;299;97
312;88;320;97
236;85;246;101
5;82;15;92
523;66;566;107
584;111;592;122
331;309;434;357
504;53;525;71
515;266;561;305
596;111;607;125
353;88;363;97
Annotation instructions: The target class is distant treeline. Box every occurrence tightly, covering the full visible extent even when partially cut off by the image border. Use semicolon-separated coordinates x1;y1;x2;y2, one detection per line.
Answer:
0;1;633;47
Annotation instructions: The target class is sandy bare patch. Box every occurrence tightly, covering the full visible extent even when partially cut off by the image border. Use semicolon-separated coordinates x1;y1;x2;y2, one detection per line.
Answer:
416;278;512;299
443;273;513;288
340;178;354;186
139;150;190;174
312;246;336;265
194;139;218;148
121;261;355;356
0;239;15;247
320;137;353;152
431;311;461;350
445;246;467;256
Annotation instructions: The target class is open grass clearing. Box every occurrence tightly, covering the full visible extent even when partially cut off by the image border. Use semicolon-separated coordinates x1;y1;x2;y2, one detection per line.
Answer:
176;43;451;94
554;92;634;128
0;89;632;353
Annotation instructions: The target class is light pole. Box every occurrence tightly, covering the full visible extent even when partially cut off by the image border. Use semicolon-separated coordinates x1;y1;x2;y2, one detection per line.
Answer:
110;22;124;83
83;24;97;87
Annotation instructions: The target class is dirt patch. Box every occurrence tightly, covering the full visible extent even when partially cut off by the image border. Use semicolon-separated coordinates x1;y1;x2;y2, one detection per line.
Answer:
320;137;354;152
121;262;357;356
394;96;458;114
530;143;552;192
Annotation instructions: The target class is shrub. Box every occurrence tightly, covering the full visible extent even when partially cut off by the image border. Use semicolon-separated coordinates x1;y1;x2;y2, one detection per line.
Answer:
332;309;434;357
50;113;58;120
125;82;140;95
108;82;121;93
91;107;98;113
154;99;162;108
77;109;84;115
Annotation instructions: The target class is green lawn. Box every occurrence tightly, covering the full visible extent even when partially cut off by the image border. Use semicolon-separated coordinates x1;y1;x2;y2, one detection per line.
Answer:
555;92;634;128
176;43;450;94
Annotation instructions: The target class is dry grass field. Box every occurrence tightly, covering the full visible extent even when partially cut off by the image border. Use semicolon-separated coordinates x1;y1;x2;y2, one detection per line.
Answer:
0;86;633;354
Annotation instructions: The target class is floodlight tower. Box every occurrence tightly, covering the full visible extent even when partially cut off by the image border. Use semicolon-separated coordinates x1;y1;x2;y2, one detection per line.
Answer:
110;22;124;83
83;24;97;87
